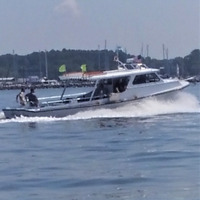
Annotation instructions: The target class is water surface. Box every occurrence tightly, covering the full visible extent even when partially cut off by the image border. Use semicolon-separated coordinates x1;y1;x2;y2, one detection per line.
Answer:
0;84;199;200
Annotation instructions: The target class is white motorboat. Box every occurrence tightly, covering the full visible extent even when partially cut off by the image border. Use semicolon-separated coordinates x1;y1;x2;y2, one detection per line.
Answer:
2;57;189;118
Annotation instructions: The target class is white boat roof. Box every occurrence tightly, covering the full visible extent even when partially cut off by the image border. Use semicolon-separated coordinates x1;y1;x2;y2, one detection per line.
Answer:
90;68;158;80
59;67;159;81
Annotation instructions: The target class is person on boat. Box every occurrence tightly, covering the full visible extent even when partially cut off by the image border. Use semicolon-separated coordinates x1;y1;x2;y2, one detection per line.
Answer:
114;78;129;93
25;88;39;107
16;87;26;106
114;79;124;93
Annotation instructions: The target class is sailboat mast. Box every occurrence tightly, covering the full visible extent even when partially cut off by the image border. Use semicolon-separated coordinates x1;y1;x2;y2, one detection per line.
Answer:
45;50;48;79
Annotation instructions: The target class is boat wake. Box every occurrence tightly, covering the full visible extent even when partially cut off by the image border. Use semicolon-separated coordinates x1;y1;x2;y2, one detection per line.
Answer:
0;92;199;123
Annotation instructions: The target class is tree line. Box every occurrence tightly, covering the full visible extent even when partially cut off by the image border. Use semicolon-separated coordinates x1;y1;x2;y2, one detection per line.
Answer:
0;48;199;80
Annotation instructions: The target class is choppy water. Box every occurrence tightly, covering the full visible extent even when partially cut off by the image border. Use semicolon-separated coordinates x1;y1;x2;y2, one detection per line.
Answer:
0;84;199;200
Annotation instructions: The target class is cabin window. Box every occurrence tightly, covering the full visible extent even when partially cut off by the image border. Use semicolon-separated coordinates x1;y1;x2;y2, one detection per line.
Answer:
113;76;130;93
146;73;160;82
92;79;111;100
133;73;160;85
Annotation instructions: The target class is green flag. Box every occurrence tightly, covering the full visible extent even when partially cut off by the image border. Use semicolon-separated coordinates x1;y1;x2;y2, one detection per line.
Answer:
59;64;66;72
80;64;87;73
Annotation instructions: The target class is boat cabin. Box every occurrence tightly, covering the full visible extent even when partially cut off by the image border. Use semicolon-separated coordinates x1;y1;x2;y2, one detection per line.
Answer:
59;67;161;105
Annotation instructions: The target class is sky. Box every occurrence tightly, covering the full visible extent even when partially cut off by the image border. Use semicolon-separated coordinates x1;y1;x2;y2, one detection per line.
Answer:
0;0;199;59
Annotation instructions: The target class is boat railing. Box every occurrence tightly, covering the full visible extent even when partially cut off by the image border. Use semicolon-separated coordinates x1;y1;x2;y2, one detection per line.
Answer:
40;93;110;107
114;57;148;70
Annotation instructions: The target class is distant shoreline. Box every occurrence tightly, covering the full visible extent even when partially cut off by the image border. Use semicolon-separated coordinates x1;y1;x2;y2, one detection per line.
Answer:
0;83;63;90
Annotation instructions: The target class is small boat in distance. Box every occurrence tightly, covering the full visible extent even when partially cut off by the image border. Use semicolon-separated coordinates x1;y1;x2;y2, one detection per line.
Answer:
2;56;190;119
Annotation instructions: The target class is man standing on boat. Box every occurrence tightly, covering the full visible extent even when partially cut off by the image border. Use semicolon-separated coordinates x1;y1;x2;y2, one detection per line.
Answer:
25;88;39;107
16;87;26;106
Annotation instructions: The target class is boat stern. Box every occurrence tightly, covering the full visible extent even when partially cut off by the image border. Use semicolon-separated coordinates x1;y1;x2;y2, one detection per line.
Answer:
2;108;15;119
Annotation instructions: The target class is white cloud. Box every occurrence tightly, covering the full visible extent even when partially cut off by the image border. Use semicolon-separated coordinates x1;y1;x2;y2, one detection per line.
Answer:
55;0;80;16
